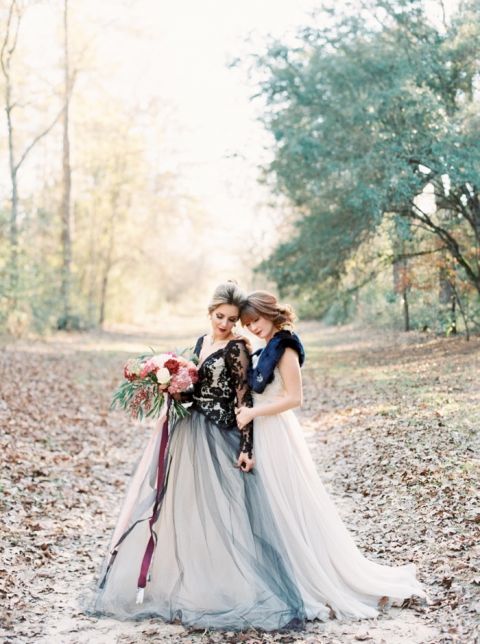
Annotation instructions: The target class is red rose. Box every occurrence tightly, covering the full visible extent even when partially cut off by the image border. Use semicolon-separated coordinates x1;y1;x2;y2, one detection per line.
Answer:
164;358;180;374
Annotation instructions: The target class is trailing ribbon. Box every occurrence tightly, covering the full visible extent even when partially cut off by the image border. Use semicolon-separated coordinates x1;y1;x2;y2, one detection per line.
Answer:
99;397;173;596
135;395;173;603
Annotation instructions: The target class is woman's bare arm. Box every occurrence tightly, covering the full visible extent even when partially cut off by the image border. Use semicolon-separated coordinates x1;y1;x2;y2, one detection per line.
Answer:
235;348;303;429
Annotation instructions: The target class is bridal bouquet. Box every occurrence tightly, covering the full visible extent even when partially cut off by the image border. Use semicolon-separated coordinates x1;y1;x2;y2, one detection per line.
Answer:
111;351;199;420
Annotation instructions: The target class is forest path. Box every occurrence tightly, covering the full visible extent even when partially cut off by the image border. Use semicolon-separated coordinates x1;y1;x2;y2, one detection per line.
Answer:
1;323;478;643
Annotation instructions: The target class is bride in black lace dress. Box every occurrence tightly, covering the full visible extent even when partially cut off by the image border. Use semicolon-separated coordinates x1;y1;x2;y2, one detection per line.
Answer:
93;282;305;631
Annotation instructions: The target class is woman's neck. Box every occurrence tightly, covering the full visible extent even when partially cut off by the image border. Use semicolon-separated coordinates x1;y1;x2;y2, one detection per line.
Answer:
264;328;282;343
211;334;234;344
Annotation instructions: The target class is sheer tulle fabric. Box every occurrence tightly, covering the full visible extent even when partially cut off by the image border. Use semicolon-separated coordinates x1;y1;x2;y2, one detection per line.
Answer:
94;410;306;631
252;368;425;620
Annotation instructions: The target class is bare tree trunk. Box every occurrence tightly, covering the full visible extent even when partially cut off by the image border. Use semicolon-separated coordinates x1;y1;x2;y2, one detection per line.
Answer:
1;1;63;314
402;277;410;332
7;87;19;300
87;203;98;327
393;253;410;331
99;193;118;327
2;1;21;304
98;270;109;327
98;226;115;327
452;283;470;341
451;296;457;334
392;217;412;331
439;260;457;334
59;0;73;326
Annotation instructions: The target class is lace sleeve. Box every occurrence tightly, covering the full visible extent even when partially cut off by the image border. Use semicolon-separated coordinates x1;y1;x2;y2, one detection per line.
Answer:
225;340;254;458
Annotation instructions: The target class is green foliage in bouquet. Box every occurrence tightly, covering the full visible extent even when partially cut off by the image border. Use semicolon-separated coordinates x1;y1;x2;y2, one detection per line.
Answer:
110;351;199;420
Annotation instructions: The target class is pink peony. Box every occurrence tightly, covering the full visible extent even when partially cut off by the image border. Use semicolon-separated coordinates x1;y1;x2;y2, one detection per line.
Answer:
168;367;193;394
114;350;198;420
140;358;159;378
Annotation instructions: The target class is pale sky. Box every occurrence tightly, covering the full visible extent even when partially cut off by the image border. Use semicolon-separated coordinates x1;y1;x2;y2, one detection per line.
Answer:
94;0;324;276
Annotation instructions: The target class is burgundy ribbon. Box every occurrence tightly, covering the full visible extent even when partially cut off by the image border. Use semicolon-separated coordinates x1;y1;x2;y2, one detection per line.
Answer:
136;395;172;593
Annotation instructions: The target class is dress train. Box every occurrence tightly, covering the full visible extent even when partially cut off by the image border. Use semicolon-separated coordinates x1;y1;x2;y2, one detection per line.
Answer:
252;369;425;620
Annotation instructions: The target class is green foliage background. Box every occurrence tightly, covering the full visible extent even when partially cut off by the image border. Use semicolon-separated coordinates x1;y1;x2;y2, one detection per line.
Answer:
255;0;480;333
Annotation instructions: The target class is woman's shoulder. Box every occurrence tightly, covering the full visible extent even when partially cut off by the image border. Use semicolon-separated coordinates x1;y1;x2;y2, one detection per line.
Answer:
225;336;250;353
278;346;301;366
223;337;251;366
269;330;305;365
269;329;301;345
274;328;300;340
229;335;249;346
193;334;207;357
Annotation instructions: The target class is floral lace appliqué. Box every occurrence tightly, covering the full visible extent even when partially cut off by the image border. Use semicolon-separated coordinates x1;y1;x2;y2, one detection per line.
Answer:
192;337;253;457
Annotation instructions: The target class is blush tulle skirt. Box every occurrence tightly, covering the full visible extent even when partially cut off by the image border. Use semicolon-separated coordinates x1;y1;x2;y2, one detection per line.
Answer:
93;409;308;631
252;385;426;621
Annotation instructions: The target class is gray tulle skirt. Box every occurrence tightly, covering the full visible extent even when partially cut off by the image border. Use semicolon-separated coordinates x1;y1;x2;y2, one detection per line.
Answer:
93;410;306;631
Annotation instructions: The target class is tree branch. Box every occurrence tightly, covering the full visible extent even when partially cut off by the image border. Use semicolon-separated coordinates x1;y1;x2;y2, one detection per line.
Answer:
389;246;448;261
406;203;479;289
14;105;64;172
438;0;449;31
451;282;470;340
0;0;18;77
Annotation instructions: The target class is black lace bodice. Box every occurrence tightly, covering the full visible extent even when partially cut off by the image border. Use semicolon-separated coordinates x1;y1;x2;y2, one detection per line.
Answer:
191;336;253;457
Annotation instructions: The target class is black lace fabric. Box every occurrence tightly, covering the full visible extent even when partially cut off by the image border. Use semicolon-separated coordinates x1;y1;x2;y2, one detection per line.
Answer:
192;337;254;458
225;341;254;458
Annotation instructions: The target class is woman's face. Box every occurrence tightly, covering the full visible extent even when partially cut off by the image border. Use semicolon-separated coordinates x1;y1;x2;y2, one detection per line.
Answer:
244;314;276;341
210;304;239;340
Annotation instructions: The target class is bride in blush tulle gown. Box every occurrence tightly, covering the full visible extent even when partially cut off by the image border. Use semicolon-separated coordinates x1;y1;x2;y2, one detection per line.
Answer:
92;282;308;631
235;291;425;621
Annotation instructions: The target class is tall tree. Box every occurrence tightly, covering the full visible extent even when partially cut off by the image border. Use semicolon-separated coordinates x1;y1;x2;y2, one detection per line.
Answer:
58;0;74;328
1;0;61;307
255;0;480;315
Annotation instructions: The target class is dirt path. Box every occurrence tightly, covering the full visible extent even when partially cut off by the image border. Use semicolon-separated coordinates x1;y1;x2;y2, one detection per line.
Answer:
1;324;479;643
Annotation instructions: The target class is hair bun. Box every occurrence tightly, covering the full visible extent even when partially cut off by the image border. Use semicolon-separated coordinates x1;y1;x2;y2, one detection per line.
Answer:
208;282;245;313
277;303;296;327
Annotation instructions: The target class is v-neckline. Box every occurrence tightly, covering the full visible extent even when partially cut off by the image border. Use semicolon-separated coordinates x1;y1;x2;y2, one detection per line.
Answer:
197;336;234;370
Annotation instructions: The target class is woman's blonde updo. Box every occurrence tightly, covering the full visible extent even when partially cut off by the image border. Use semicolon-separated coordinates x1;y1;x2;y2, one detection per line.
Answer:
240;290;296;329
207;281;246;314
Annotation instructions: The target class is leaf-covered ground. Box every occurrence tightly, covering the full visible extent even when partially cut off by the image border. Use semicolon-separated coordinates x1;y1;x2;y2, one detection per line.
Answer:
1;323;479;644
